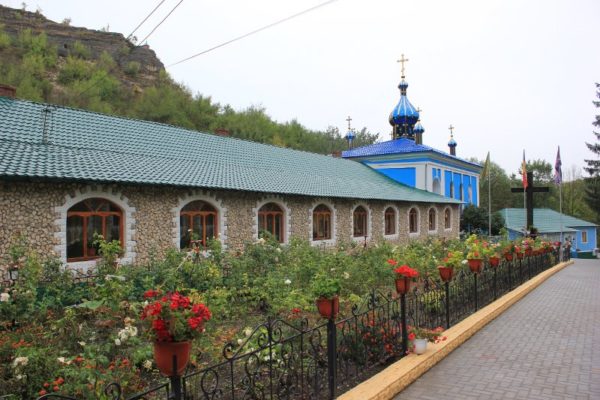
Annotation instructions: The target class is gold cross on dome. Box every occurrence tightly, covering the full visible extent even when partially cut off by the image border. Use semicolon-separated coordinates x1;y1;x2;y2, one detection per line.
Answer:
346;115;352;130
397;54;409;78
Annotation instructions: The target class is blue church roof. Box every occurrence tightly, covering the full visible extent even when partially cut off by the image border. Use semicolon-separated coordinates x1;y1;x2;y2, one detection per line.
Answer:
389;80;419;127
342;138;481;168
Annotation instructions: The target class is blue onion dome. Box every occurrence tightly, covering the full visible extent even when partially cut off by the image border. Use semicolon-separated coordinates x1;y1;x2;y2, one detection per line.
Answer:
389;79;420;127
413;121;424;135
345;129;355;141
448;134;457;148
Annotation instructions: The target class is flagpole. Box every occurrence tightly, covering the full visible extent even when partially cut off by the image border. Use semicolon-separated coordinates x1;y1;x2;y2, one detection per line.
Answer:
488;160;492;237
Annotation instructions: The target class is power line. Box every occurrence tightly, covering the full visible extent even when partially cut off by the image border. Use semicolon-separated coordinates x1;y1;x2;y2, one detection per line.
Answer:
139;0;185;45
127;0;168;41
168;0;339;67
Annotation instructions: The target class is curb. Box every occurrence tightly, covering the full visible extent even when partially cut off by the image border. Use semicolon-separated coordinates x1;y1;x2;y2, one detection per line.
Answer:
337;260;575;400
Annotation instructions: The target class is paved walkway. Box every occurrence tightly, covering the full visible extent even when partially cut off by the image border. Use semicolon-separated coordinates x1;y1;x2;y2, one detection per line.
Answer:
395;259;600;400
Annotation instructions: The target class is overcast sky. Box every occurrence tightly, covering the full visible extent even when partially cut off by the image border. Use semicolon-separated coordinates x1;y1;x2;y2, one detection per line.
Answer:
3;0;599;178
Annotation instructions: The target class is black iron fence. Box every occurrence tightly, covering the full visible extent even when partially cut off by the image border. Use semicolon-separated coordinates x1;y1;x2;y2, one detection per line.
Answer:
25;249;565;400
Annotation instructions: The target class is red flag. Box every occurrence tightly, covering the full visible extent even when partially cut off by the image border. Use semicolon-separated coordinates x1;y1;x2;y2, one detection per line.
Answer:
522;150;528;189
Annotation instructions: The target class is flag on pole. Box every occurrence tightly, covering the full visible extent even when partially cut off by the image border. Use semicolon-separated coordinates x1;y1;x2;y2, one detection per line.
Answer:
522;150;528;189
481;151;490;180
554;146;562;185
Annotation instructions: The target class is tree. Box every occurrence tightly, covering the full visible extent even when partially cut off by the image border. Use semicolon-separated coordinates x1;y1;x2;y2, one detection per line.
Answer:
460;204;505;235
583;83;600;223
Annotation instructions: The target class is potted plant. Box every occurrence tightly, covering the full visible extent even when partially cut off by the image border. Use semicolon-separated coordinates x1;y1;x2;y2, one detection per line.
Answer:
392;262;419;295
488;243;501;267
514;244;524;259
465;235;484;273
407;325;445;355
438;250;463;282
141;290;211;376
311;275;341;319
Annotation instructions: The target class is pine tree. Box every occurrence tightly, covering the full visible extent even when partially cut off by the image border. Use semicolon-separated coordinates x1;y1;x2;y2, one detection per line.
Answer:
583;83;600;223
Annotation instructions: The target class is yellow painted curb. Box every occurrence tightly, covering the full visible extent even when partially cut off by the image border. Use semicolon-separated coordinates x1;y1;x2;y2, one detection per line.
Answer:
338;260;575;400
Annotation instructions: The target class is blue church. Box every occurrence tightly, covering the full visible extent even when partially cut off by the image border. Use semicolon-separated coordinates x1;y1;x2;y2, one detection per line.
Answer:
342;58;482;206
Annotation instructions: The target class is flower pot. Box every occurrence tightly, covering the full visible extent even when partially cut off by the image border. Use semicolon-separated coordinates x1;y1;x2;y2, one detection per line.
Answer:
489;256;500;267
395;277;411;295
504;252;513;262
412;338;428;355
467;259;483;274
153;341;191;376
437;266;454;282
316;296;339;319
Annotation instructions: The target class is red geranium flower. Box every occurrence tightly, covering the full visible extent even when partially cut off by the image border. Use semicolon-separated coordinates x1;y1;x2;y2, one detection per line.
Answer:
408;332;416;341
394;265;419;279
387;259;398;266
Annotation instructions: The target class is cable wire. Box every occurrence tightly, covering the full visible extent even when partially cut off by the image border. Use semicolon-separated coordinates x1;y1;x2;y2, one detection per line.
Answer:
127;0;168;41
139;0;185;45
168;0;339;67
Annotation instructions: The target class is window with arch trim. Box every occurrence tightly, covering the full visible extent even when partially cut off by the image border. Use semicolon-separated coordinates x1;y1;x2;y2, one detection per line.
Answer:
444;208;452;229
428;208;437;231
67;198;122;261
353;206;368;237
313;204;332;240
409;208;419;233
384;207;396;235
258;202;284;242
180;200;218;248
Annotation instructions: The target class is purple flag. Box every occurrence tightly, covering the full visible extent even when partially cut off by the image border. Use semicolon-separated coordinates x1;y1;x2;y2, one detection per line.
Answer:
554;146;562;185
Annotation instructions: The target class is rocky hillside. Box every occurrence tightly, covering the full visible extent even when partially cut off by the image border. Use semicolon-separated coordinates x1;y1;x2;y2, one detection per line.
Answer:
0;5;163;91
0;5;378;153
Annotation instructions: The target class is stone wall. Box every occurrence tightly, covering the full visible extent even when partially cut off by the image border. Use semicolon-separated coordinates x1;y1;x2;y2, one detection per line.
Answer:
0;180;460;268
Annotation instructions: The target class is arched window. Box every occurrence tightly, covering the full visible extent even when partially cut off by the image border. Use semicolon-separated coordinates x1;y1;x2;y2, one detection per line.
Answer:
180;200;218;248
432;178;441;194
353;206;368;238
67;198;122;261
258;203;284;242
449;182;455;198
313;204;332;240
444;208;451;229
428;208;437;231
409;208;419;233
384;207;396;235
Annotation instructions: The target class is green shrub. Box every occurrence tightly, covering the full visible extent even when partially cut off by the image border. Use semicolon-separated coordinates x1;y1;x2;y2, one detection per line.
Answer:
58;56;91;84
71;40;91;59
124;61;141;77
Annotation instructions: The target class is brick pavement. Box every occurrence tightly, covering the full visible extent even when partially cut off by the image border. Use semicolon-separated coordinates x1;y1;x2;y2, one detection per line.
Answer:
395;259;600;400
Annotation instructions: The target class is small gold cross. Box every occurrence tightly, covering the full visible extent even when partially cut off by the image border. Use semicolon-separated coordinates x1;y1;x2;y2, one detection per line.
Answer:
397;54;409;78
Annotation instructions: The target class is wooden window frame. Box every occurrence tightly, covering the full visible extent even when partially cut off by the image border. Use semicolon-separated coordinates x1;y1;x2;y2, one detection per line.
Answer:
581;231;588;243
428;208;437;231
409;208;419;234
313;204;332;241
384;207;396;235
258;203;284;243
353;206;368;238
444;208;452;229
66;198;123;262
180;201;218;249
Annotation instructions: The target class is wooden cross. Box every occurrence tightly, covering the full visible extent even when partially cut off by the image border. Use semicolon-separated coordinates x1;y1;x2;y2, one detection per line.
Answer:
397;54;409;77
346;115;352;130
511;171;550;231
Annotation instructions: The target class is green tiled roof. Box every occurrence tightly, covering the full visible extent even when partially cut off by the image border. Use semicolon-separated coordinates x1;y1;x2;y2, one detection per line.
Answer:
0;97;459;204
500;208;597;233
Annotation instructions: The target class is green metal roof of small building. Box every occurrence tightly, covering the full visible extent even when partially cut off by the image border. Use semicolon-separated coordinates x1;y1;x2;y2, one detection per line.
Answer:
0;97;458;204
500;208;597;233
